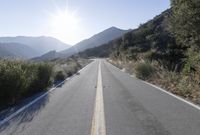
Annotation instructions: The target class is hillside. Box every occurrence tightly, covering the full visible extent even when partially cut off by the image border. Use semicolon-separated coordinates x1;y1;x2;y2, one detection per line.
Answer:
0;42;39;59
0;36;71;56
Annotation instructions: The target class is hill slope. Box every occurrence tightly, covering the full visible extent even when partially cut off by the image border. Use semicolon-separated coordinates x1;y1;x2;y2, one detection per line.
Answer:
32;50;58;61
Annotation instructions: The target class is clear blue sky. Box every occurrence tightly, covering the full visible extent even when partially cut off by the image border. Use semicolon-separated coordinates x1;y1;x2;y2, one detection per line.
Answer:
0;0;170;45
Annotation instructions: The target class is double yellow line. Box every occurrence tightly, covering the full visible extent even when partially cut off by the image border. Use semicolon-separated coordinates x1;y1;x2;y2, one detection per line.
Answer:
91;61;106;135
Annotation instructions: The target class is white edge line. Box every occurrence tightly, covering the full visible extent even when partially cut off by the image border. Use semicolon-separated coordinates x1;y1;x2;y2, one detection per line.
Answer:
142;81;200;111
0;62;93;126
107;60;200;111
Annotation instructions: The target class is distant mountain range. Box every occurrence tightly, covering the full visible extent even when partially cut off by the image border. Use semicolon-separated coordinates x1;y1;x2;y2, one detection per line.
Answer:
0;36;70;59
34;27;130;60
0;42;38;59
0;27;130;60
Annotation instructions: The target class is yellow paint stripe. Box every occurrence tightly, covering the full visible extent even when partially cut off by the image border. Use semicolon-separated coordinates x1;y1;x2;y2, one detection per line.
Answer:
91;61;106;135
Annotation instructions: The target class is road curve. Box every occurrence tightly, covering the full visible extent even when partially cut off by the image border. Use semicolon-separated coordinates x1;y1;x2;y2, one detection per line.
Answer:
1;59;200;135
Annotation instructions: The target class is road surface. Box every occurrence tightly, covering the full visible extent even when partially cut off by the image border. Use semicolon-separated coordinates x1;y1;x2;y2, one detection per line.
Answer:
0;59;200;135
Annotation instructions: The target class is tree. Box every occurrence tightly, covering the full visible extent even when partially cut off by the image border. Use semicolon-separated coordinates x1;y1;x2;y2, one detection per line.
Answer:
170;0;200;73
170;0;200;49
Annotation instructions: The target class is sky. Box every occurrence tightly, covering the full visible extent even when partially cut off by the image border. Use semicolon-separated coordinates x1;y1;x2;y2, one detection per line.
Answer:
0;0;170;45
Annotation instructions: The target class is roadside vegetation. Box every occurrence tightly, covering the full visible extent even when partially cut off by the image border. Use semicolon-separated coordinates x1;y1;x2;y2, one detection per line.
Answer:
108;0;200;104
0;60;53;109
0;57;91;110
135;63;155;80
79;0;200;104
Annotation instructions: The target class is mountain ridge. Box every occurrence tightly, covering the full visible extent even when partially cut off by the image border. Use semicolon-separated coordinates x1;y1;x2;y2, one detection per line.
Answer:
0;36;71;56
0;42;39;59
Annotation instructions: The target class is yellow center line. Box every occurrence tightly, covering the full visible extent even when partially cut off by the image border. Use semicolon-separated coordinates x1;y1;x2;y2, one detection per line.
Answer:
91;61;106;135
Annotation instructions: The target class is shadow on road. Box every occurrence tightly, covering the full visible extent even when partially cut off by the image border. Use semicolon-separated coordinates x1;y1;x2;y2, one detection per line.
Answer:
0;76;71;134
0;94;49;133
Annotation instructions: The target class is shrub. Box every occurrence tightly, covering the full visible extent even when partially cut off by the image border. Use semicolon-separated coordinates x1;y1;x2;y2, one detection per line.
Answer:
54;71;65;82
0;60;25;106
0;60;53;109
66;71;73;77
27;63;53;96
135;62;155;80
0;58;86;110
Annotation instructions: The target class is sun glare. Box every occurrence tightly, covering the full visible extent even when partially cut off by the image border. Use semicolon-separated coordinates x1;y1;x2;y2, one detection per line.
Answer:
51;10;80;37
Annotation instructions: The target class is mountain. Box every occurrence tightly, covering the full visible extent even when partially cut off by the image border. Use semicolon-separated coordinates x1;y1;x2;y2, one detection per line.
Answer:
0;36;71;56
0;42;38;59
33;27;130;61
59;27;131;58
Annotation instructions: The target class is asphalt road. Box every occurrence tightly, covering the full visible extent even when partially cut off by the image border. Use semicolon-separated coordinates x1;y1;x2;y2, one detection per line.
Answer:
1;59;200;135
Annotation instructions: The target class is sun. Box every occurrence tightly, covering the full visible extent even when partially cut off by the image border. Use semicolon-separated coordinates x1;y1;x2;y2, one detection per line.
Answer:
51;10;80;37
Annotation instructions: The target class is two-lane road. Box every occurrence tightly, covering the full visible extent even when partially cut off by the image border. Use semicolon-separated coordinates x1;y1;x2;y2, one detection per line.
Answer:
1;59;200;135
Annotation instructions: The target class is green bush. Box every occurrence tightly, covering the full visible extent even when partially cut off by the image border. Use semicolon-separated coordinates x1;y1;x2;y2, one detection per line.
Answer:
135;62;155;80
0;60;53;109
0;58;86;110
27;63;53;96
0;60;25;106
66;71;73;77
54;71;65;82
